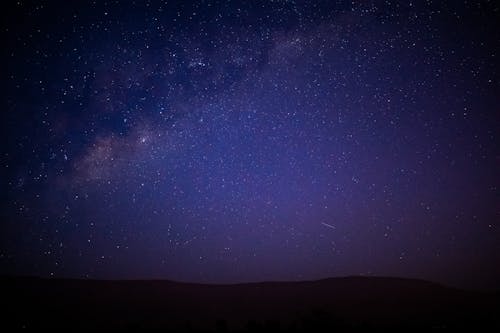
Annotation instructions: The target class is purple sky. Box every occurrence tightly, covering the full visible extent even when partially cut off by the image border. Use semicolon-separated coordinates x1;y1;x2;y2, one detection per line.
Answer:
1;1;499;289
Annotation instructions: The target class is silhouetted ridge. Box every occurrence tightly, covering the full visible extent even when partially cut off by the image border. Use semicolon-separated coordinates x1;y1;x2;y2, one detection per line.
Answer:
1;276;498;332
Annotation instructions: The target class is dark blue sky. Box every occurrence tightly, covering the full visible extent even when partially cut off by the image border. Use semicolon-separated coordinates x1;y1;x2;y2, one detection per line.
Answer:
1;0;499;289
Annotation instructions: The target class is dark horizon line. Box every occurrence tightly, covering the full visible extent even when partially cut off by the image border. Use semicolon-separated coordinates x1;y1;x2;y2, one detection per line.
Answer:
1;273;486;291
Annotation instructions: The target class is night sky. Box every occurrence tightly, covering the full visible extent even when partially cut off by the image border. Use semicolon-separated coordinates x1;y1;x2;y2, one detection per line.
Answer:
1;1;499;289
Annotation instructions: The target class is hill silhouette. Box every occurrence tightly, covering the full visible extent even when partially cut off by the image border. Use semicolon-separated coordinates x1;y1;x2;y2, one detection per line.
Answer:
1;276;499;331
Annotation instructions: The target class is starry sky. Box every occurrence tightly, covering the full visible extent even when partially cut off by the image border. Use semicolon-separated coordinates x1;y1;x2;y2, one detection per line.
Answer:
1;1;499;289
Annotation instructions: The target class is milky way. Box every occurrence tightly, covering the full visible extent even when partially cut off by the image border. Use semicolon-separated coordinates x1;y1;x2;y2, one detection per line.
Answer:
1;1;499;288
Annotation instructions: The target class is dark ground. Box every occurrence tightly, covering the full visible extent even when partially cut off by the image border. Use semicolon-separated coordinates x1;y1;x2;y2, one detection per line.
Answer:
1;276;499;332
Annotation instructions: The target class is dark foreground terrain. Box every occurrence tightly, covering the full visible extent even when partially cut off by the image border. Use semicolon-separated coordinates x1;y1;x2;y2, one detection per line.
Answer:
1;276;499;332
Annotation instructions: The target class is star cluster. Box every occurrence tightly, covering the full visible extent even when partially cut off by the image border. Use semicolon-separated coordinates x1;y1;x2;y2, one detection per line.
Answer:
1;1;499;288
